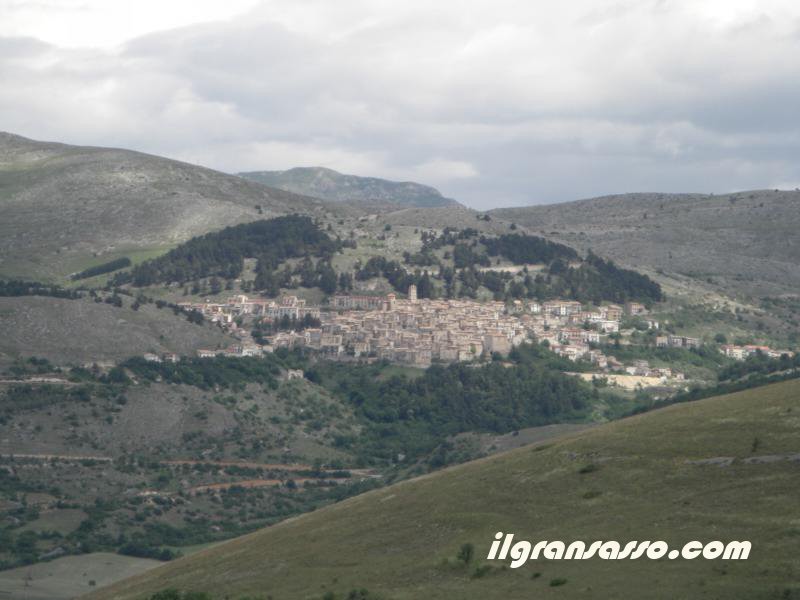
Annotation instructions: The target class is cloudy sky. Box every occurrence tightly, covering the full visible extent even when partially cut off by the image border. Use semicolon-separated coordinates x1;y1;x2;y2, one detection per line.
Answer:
2;0;800;208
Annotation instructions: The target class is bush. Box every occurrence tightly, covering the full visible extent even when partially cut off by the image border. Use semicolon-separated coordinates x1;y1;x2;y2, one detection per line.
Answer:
457;542;474;564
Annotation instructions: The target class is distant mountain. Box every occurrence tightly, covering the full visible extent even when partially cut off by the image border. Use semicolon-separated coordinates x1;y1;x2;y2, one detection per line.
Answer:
86;379;800;600
491;190;800;298
0;132;337;281
238;166;460;208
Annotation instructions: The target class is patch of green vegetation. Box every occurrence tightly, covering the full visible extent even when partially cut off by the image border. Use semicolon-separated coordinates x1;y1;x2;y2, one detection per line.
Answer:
114;216;342;292
0;384;93;417
718;351;800;382
72;257;132;281
307;349;594;465
482;233;578;264
120;356;290;391
356;256;436;298
597;342;729;375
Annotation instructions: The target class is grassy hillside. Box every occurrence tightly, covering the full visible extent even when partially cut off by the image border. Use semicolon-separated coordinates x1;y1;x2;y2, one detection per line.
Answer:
239;167;459;208
0;296;232;367
491;190;800;299
0;133;338;281
0;552;160;600
86;379;800;600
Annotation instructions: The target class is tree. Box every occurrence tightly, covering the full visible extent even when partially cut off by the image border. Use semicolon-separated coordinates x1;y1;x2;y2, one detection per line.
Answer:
338;271;353;292
209;276;222;295
457;542;475;564
318;263;338;294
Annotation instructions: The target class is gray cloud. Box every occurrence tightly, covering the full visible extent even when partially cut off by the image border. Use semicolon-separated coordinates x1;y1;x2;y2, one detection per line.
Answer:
2;0;800;208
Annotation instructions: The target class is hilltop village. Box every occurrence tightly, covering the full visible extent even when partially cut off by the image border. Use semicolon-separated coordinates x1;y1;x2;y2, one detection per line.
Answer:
167;285;795;389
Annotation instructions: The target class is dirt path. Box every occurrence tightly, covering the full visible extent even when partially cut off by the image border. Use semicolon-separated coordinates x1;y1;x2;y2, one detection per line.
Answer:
0;455;378;479
161;459;379;478
187;477;346;494
161;459;314;471
0;453;112;462
0;377;76;386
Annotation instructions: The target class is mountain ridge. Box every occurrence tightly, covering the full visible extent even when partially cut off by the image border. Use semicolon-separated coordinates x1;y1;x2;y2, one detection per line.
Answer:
491;189;800;298
0;132;340;281
238;166;460;208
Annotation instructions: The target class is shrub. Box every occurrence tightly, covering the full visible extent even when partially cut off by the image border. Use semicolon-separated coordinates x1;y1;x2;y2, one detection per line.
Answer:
457;542;474;564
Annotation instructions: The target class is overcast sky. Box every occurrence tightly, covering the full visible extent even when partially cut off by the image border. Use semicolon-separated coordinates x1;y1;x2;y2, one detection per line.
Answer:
2;0;800;208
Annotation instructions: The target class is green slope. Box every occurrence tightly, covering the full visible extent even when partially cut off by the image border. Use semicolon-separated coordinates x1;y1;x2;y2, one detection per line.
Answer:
86;379;800;600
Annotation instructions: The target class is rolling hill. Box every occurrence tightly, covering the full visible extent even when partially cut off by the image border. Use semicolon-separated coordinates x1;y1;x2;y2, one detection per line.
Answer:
0;296;233;367
86;378;800;600
0;133;337;282
238;167;460;208
491;190;800;299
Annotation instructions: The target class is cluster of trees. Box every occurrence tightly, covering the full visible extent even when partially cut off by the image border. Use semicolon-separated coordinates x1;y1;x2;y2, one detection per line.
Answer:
354;251;661;305
252;314;322;344
482;233;579;264
451;266;504;298
1;385;92;421
420;227;481;251
72;257;131;280
118;541;177;561
120;355;287;390
402;249;437;266
355;256;435;298
306;349;593;464
596;341;725;371
400;230;662;305
453;243;491;269
547;252;663;304
248;256;357;297
6;356;56;377
718;351;800;382
148;591;210;600
114;216;341;288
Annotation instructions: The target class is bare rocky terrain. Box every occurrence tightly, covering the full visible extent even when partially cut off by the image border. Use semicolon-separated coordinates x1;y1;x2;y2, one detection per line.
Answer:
491;190;800;299
0;133;340;281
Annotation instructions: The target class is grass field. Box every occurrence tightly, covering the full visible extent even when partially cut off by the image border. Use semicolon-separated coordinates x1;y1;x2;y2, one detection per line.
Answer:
85;379;800;600
0;553;160;600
